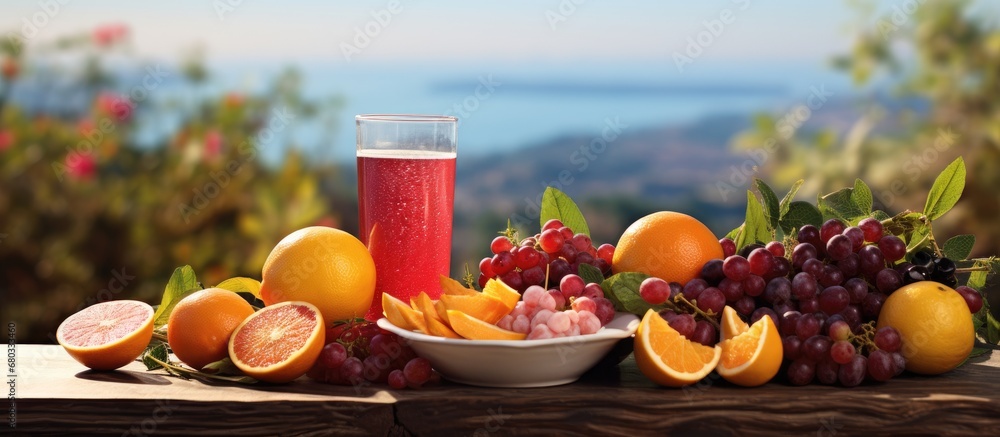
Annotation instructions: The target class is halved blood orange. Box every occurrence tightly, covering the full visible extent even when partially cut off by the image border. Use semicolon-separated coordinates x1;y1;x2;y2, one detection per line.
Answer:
56;300;155;370
634;309;721;387
229;301;324;383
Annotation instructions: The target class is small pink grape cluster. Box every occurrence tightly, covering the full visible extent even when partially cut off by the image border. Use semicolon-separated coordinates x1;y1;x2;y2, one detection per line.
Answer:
496;275;616;340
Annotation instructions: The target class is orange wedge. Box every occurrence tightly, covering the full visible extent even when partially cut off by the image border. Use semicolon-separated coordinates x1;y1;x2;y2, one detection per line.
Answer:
382;293;427;333
483;279;520;312
721;306;749;341
411;292;444;324
716;311;783;387
439;275;479;296
440;294;511;325
634;309;721;387
447;310;526;341
434;299;451;324
424;310;462;339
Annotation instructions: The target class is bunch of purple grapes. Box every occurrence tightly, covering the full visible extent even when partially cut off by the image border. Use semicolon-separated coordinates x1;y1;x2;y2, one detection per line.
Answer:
307;321;437;390
479;219;615;292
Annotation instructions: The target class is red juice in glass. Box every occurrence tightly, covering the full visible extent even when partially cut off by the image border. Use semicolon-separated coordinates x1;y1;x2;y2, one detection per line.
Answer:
356;115;458;320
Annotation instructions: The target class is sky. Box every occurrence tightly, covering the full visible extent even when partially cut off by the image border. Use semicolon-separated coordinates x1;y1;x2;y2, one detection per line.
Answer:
3;1;855;66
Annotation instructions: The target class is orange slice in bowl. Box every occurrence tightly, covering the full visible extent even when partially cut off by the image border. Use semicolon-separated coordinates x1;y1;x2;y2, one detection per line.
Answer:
482;278;520;312
439;275;479;296
228;301;324;383
424;310;463;339
447;310;526;341
411;292;444;324
634;309;721;387
720;306;749;341
383;293;428;333
716;310;782;387
440;294;511;324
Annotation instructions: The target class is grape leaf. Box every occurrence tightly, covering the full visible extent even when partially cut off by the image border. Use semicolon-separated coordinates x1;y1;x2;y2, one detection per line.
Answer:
871;210;892;221
942;235;975;261
152;266;201;327
540;187;590;237
818;186;867;224
851;178;873;216
779;179;804;217
779;201;823;234
578;263;605;285
924;157;966;221
215;277;262;299
754;178;781;231
141;342;169;371
735;190;770;250
600;272;667;315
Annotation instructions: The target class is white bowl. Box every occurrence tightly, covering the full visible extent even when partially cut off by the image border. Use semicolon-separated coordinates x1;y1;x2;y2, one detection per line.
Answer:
376;312;640;388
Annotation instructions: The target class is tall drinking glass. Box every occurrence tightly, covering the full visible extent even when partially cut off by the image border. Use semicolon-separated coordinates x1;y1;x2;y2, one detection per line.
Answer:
356;114;457;320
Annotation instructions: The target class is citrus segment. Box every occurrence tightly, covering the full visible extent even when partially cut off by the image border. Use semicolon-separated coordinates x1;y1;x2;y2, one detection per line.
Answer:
382;293;427;333
56;300;155;371
410;292;444;324
439;275;479;296
483;278;520;312
612;211;723;285
446;310;527;341
877;281;974;375
229;301;325;383
167;288;255;370
260;226;376;326
424;310;462;339
440;294;511;324
716;312;782;387
634;309;721;387
720;306;749;341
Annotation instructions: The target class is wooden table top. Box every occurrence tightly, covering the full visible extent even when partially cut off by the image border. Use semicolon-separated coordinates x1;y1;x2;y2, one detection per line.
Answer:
14;344;1000;436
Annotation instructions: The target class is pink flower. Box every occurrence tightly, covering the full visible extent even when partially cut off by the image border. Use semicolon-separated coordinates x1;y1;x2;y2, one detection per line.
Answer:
95;93;132;123
0;130;13;150
204;130;223;159
93;24;128;47
65;153;97;180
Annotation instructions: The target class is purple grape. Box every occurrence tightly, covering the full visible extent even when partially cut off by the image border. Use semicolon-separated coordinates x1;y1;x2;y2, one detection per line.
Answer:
783;336;803;361
799;296;819;313
868;349;895;382
830;340;856;364
878;235;906;262
827;319;852;341
779;311;801;337
690;321;717;346
682;278;708;301
723;256;752;282
858;217;884;242
891;352;907;376
875;268;903;294
802;258;824;279
859;245;886;276
718;278;744;303
700;259;725;285
803;335;833;362
734;296;756;316
820;219;847;244
842;227;865;252
819;286;850;315
797;225;821;248
838;355;867;387
792;243;818;269
816;358;841;385
826;234;853;261
955;286;984;313
838;305;862;332
844;277;869;305
751;307;778;327
791;272;819;300
668;313;697;338
795;314;822;340
742;275;766;297
837;253;860;278
773;301;798;318
696;287;726;315
766;241;786;257
819;265;845;288
874;326;902;352
788;359;816;386
861;292;887;319
769;257;792;281
764;277;792;304
747;248;774;277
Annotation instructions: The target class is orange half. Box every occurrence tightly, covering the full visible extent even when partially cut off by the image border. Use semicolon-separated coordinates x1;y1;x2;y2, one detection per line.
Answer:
716;312;782;387
56;300;155;371
634;309;721;387
228;301;325;383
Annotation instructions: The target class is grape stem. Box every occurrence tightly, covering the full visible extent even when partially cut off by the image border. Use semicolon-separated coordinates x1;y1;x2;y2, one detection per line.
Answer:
142;354;257;384
670;294;720;330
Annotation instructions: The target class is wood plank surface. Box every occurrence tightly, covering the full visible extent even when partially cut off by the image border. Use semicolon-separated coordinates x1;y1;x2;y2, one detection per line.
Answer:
13;344;1000;436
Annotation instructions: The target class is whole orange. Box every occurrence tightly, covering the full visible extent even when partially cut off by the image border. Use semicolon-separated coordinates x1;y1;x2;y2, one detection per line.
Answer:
612;211;723;284
260;226;376;326
167;288;255;370
877;281;974;375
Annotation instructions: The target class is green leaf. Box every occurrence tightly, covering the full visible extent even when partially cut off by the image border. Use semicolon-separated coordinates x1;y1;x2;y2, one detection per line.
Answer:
966;348;990;361
142;342;170;371
967;258;997;291
778;179;804;217
539;187;590;237
779;201;823;234
942;235;975;261
818;187;867;224
578;263;604;285
724;224;742;241
851;179;873;215
871;210;892;221
152;266;201;327
215;277;262;299
735;191;770;250
600;272;669;315
923;157;966;220
988;313;1000;344
754;179;780;231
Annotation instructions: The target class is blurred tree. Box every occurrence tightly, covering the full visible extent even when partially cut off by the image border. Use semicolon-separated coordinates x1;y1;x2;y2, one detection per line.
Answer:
0;25;347;342
732;0;1000;257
